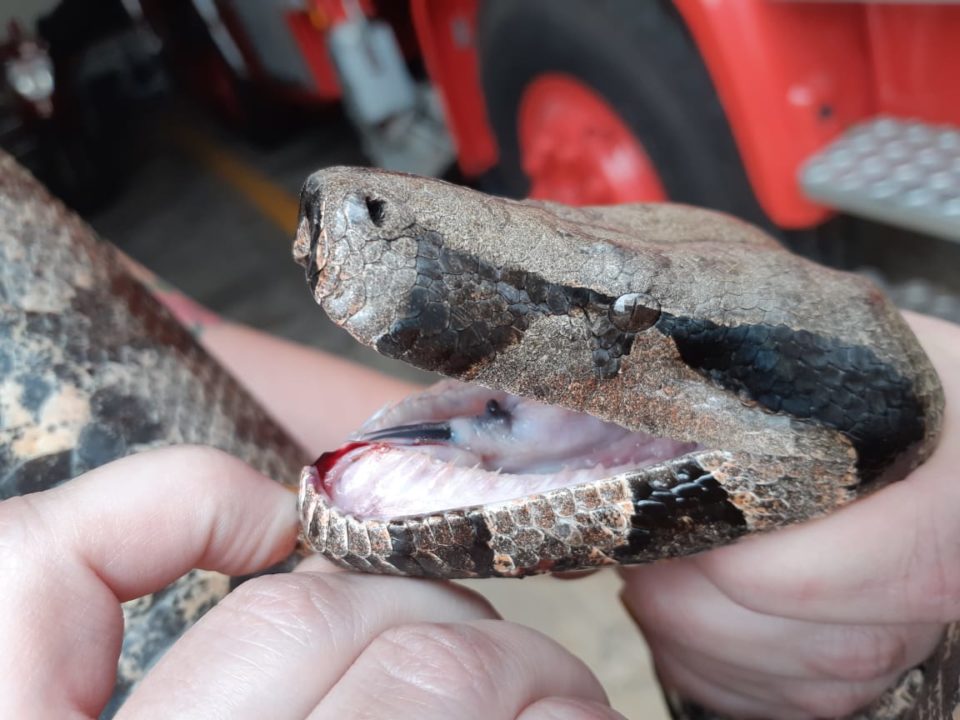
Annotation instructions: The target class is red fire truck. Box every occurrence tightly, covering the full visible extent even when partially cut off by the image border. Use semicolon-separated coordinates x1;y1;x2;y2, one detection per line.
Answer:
144;0;960;241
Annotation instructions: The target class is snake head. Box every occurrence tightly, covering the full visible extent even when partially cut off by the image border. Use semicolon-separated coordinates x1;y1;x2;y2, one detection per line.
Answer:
294;167;943;578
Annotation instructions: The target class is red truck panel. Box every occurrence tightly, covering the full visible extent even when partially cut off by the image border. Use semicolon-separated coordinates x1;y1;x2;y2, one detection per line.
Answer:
674;0;876;228
415;1;960;229
868;4;960;125
411;0;498;176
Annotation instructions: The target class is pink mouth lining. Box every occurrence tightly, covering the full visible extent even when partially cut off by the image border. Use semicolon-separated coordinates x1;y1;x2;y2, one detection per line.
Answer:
313;381;699;520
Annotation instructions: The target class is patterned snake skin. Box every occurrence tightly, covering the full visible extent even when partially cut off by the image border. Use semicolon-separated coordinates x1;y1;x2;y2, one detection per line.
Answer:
1;154;957;717
0;153;304;714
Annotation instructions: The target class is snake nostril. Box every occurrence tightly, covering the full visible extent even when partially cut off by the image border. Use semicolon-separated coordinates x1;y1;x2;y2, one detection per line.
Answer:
365;197;386;227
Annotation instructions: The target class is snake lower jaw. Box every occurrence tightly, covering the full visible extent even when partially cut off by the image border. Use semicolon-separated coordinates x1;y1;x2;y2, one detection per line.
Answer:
296;442;741;579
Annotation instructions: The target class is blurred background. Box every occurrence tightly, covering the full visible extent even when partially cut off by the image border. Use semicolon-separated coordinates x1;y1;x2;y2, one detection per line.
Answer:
4;0;960;716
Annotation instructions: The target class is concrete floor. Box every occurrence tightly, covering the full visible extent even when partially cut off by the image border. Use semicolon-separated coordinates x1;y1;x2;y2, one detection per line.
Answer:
88;107;960;719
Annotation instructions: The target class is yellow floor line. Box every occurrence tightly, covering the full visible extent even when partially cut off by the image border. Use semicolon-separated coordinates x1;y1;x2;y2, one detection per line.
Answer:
170;125;301;237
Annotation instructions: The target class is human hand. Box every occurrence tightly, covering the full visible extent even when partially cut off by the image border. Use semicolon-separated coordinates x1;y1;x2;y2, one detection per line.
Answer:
0;446;623;720
620;312;960;718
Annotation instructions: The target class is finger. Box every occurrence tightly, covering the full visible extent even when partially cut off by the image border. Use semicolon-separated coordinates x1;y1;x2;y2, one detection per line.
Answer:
695;330;959;625
654;640;903;719
118;573;498;720
693;436;959;625
620;561;942;682
0;446;298;718
311;619;609;720
1;445;299;598
772;673;906;719
516;697;627;720
652;645;797;720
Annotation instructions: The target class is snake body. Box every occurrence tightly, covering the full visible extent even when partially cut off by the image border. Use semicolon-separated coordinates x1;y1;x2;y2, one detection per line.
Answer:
0;152;304;713
1;154;957;717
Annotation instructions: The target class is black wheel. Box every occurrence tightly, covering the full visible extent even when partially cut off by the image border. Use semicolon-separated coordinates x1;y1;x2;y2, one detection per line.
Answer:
477;0;769;226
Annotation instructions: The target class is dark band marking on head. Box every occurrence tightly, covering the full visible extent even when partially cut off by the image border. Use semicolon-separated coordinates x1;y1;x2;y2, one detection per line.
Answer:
370;233;923;481
656;315;925;481
613;459;747;562
374;232;653;378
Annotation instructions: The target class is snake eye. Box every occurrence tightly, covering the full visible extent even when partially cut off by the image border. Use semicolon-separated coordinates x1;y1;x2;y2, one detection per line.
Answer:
609;292;661;332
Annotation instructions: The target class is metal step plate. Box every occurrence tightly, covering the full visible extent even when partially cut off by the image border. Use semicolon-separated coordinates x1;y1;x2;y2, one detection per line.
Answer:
801;117;960;241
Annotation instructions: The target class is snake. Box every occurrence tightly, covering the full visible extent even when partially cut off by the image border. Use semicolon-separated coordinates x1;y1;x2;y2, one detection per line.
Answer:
0;152;956;717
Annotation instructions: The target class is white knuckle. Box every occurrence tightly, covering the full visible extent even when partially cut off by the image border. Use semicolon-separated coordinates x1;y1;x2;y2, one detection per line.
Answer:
518;697;621;720
0;495;44;572
783;680;889;719
218;573;359;641
805;625;907;682
888;497;960;623
905;541;960;623
367;622;507;703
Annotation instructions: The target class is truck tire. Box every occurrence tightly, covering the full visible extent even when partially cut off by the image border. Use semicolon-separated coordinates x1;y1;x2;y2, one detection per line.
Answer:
477;0;768;225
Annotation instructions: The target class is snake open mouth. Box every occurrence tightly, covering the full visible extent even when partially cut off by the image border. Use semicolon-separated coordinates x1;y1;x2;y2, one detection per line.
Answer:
295;167;934;576
309;380;700;521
